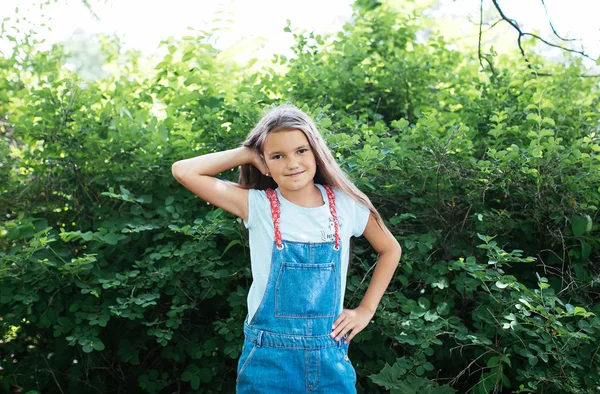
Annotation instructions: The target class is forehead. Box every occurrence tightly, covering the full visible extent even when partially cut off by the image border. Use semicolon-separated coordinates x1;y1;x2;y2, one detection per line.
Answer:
263;129;309;153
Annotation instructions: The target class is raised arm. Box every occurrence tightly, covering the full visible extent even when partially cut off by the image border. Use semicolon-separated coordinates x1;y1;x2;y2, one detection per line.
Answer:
171;147;266;221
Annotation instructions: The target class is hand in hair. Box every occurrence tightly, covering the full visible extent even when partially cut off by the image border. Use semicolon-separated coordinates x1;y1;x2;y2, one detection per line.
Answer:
171;147;259;221
249;147;269;176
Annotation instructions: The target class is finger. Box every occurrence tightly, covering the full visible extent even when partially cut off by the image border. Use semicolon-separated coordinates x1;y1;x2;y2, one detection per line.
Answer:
332;312;348;329
331;319;350;339
334;321;355;341
345;327;361;343
331;322;347;339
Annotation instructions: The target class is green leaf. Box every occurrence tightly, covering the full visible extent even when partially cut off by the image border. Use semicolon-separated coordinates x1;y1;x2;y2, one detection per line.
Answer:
424;310;439;321
540;118;555;127
369;359;410;389
581;240;591;260
526;113;542;123
528;356;538;366
495;281;508;289
436;302;449;315
487;356;499;367
221;239;242;256
397;275;409;287
571;215;592;236
92;339;105;351
102;233;120;245
418;297;430;310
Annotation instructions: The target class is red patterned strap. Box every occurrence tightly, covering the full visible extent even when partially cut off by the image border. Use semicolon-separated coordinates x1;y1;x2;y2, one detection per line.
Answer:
265;189;283;249
323;185;341;250
266;185;340;250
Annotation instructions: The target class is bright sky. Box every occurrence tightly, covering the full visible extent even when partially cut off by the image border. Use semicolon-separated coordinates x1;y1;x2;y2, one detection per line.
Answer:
0;0;598;65
434;0;600;64
0;0;355;60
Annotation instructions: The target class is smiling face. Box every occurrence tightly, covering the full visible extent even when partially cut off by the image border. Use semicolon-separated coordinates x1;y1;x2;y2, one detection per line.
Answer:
262;129;317;194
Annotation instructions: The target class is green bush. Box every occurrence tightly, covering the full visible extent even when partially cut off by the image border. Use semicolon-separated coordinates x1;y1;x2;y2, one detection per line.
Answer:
1;2;598;393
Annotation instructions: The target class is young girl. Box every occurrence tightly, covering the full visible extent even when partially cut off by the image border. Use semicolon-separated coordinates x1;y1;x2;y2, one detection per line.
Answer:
171;104;401;393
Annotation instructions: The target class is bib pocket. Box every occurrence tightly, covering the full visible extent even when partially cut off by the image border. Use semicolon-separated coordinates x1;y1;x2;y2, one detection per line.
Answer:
275;262;336;318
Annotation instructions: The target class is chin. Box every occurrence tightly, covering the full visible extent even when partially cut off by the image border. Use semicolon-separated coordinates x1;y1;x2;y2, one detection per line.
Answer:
279;178;312;191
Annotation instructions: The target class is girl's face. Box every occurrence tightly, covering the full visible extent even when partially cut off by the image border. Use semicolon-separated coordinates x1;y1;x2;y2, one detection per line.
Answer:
262;129;317;193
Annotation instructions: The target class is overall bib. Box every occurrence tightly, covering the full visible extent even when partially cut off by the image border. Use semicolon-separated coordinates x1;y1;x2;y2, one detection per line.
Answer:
236;185;357;393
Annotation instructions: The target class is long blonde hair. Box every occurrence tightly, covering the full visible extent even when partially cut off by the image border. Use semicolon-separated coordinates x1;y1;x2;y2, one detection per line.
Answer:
239;104;383;227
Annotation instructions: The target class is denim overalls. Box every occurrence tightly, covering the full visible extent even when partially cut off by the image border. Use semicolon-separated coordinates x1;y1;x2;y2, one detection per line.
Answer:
236;185;357;393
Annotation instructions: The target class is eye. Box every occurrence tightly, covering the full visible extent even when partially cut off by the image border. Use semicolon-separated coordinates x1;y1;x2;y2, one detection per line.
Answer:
297;148;308;154
272;154;283;160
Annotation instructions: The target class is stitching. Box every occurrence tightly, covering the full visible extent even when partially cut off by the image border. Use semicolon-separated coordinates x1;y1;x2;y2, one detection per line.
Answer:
236;343;258;383
314;349;320;390
276;313;334;318
247;329;335;339
274;262;336;318
279;262;334;269
245;336;338;350
274;262;285;318
305;350;309;393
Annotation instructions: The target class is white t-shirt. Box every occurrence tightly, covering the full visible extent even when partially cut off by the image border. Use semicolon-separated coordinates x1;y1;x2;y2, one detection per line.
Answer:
244;184;370;322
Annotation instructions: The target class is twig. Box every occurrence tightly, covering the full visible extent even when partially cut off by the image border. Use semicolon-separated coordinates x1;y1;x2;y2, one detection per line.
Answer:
478;0;497;75
540;0;576;43
449;349;494;385
42;354;65;394
491;0;596;63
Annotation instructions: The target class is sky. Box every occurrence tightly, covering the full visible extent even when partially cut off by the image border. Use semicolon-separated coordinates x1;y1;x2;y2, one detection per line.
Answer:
0;0;598;67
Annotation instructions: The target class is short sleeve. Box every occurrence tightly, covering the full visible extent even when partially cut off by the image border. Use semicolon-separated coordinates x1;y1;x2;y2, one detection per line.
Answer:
353;199;370;237
244;189;262;229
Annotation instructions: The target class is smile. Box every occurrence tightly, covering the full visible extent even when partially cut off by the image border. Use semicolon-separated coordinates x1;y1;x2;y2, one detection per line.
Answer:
285;171;305;177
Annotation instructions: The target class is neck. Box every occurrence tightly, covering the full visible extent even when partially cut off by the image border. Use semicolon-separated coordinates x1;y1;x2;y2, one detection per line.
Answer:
279;183;323;208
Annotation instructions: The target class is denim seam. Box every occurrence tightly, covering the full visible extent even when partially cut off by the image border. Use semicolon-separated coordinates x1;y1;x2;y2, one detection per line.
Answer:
247;241;281;326
247;328;333;340
304;350;309;393
315;349;320;389
275;262;336;318
274;263;285;317
236;344;257;383
247;340;336;350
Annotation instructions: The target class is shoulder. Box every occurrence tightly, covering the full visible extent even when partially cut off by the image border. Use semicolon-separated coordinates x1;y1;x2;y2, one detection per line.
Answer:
328;185;365;210
326;185;371;237
245;189;272;229
248;188;267;198
249;188;275;209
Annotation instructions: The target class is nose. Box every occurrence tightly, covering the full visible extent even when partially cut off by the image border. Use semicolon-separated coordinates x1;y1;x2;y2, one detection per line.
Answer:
286;157;300;169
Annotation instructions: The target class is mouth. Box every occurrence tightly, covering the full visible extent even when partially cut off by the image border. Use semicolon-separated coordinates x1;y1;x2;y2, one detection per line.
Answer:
285;170;305;178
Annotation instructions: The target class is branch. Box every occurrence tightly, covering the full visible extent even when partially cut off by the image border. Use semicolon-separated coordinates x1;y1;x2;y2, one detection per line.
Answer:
478;0;497;75
540;0;576;43
491;0;596;62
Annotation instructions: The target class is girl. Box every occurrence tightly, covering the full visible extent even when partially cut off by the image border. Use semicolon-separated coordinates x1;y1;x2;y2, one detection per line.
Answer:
171;104;401;393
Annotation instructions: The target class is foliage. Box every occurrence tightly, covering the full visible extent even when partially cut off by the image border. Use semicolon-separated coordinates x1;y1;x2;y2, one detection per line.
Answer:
1;1;599;393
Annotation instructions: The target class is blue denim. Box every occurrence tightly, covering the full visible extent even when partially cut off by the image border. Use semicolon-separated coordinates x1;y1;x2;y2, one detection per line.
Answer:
236;240;357;393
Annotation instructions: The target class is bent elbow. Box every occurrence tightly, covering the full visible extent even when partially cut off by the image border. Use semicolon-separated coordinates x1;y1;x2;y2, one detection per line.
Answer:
171;161;186;181
393;240;403;263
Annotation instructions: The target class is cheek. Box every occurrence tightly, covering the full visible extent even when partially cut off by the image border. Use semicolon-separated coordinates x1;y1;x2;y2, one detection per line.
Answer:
268;161;285;173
